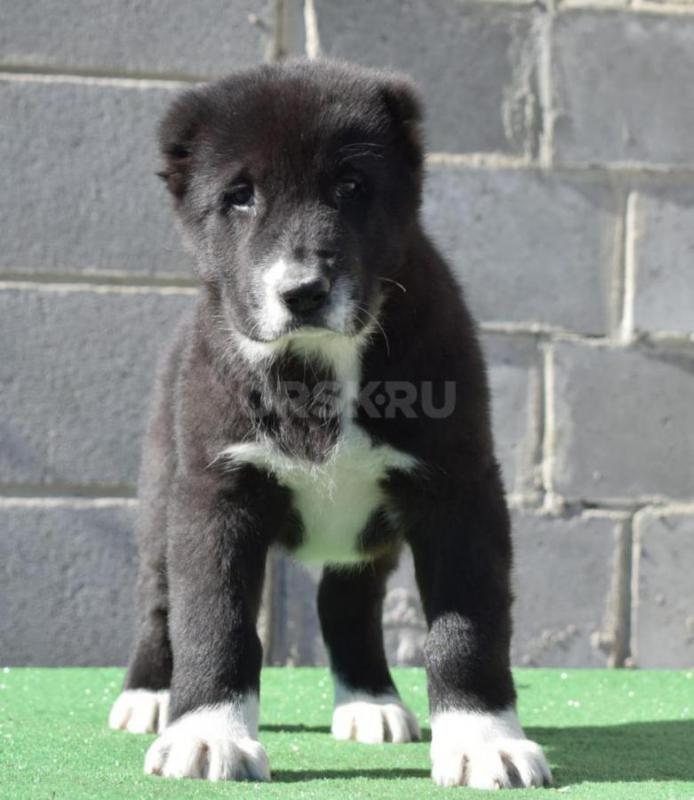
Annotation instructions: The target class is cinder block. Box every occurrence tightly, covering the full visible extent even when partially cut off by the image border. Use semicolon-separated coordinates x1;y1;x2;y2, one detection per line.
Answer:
0;502;136;666
511;511;626;667
632;189;694;335
0;288;194;490
553;11;694;164
423;167;619;334
268;549;427;668
633;510;694;668
314;0;541;155
0;0;277;78
266;556;326;666
0;80;191;278
552;342;694;501
383;548;427;667
482;334;542;498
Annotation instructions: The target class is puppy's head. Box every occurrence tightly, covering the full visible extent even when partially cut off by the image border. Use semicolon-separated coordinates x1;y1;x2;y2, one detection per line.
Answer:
158;60;423;345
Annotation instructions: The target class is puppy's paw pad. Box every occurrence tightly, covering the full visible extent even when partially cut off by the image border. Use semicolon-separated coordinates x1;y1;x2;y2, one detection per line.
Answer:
430;708;551;789
143;701;270;782
109;689;170;734
332;694;421;744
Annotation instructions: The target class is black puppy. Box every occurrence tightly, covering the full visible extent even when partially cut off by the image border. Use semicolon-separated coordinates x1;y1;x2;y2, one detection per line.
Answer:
108;60;551;789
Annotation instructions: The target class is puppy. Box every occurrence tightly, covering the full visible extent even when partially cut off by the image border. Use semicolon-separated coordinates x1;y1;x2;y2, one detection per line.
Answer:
108;60;551;789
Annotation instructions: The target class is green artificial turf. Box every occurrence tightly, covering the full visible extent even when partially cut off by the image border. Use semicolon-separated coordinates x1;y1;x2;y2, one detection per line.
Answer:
2;668;693;799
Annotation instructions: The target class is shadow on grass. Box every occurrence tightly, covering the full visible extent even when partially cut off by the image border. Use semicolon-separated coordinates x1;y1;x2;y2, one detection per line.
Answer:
529;720;694;785
266;720;694;785
262;723;331;734
272;768;430;782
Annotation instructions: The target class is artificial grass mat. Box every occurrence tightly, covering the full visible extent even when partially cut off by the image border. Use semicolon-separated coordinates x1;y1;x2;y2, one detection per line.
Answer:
2;668;693;799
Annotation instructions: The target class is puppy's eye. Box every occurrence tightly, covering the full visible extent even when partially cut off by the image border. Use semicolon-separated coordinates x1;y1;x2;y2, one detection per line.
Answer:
335;177;363;201
222;182;255;210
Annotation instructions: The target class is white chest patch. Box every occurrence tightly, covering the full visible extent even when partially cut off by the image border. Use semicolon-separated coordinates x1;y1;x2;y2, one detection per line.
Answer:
222;427;415;564
223;331;417;564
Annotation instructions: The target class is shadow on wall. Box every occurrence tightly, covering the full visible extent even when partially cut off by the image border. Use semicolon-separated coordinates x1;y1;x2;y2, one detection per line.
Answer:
260;720;694;786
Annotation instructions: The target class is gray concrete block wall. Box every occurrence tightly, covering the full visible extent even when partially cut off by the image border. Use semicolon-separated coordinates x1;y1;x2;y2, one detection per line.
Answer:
0;289;194;489
631;188;694;334
422;167;621;333
551;342;694;502
0;81;189;278
0;501;137;666
552;11;694;164
313;0;542;155
632;510;694;668
1;0;693;670
1;0;278;77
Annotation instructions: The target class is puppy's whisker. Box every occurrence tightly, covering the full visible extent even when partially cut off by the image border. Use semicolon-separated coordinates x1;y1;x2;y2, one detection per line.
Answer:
356;304;390;358
377;276;407;294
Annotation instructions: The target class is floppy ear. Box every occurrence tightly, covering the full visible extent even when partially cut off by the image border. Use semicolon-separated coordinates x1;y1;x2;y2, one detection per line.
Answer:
157;88;209;200
380;76;424;173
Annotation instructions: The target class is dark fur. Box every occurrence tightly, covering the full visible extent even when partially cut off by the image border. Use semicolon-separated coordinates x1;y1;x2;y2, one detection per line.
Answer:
125;60;515;746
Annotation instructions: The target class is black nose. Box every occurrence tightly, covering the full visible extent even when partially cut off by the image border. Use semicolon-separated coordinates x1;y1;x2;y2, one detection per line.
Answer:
281;276;331;315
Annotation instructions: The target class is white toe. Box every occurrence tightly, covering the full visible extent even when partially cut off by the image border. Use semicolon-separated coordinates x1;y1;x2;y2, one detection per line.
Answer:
109;689;170;734
165;736;206;779
507;738;553;787
143;736;169;775
465;746;510;790
383;704;414;743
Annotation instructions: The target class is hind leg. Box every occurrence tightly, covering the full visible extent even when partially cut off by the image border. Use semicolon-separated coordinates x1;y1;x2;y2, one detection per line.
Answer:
108;520;173;733
109;551;172;734
318;556;421;744
109;477;173;734
109;346;179;734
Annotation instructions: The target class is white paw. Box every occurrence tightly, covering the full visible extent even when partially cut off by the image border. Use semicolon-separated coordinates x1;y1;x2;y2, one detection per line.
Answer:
143;697;270;782
430;707;552;789
108;689;170;734
331;686;421;744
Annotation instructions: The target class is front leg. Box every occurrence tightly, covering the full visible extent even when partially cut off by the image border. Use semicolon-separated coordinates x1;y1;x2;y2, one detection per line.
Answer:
144;474;276;782
407;469;552;789
318;556;421;744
